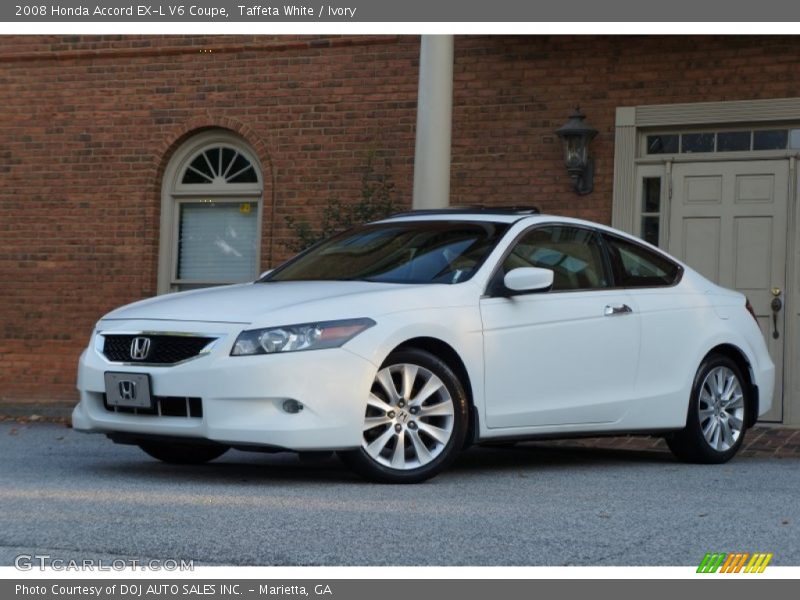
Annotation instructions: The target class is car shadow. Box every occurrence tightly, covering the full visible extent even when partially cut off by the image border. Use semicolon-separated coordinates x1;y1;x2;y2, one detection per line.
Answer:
86;441;675;485
452;442;675;474
89;450;359;485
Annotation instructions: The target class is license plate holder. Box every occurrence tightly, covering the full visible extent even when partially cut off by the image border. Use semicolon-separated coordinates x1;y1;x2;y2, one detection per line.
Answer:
104;372;153;409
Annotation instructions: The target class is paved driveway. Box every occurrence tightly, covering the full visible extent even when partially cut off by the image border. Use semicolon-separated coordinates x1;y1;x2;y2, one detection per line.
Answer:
0;422;798;566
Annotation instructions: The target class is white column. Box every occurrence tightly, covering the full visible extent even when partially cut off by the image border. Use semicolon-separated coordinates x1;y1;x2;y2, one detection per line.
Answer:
412;35;454;210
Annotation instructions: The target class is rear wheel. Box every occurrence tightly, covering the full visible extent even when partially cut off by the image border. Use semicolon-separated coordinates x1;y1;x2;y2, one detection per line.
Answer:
667;355;748;464
339;348;468;483
139;442;229;464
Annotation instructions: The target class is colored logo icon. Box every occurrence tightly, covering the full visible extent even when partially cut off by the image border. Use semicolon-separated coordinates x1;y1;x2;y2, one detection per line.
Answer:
697;552;773;573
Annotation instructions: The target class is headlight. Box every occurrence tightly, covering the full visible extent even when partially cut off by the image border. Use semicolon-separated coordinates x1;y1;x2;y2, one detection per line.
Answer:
230;318;376;356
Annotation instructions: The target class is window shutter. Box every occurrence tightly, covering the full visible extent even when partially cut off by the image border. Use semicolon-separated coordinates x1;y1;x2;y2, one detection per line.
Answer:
177;202;258;282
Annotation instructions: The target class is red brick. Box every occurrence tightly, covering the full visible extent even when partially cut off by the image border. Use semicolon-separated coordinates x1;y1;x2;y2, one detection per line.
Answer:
3;35;800;403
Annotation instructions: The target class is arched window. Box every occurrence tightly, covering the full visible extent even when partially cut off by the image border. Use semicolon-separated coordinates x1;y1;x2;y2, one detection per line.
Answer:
158;131;263;293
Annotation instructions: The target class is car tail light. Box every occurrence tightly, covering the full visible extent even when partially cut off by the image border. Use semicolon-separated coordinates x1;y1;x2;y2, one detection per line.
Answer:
745;298;758;323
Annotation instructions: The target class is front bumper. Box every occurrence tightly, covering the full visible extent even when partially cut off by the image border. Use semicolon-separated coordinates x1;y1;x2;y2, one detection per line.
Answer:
73;322;378;451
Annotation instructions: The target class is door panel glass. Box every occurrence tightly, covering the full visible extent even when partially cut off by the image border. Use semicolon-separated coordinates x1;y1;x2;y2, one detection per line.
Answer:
681;133;715;153
646;128;796;155
716;131;751;152
639;176;662;247
502;227;610;290
641;216;660;246
646;134;679;154
642;177;661;213
752;130;788;151
790;129;800;149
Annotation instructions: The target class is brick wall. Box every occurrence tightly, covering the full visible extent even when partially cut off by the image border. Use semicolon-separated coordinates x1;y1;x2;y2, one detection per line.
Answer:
1;34;800;404
451;35;800;223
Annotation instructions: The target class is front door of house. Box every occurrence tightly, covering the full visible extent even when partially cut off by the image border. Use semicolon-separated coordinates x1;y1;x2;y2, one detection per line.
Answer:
667;159;789;421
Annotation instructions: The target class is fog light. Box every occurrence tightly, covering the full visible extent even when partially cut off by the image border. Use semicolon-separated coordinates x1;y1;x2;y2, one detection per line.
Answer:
282;399;304;414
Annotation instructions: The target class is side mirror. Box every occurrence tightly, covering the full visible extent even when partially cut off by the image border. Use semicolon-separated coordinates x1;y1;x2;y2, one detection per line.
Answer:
503;267;554;294
259;269;274;279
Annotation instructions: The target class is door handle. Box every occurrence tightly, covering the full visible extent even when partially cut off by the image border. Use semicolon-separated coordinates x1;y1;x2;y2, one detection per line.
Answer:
604;304;633;317
771;292;782;340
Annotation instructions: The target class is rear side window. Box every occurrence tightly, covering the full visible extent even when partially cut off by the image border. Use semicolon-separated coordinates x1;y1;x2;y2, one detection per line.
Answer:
603;234;681;287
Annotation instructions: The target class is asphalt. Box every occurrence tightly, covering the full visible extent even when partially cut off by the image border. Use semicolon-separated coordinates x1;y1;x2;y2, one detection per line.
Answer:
0;422;798;566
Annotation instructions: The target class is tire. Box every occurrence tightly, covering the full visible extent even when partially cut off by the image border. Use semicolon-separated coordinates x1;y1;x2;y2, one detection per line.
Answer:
339;348;469;483
139;441;229;465
666;354;749;464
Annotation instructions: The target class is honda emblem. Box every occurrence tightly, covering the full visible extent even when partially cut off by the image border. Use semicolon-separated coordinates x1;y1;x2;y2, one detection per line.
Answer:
118;380;137;401
130;337;151;360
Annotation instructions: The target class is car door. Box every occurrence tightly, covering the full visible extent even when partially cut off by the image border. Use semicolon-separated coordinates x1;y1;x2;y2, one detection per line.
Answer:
480;225;640;429
601;232;695;429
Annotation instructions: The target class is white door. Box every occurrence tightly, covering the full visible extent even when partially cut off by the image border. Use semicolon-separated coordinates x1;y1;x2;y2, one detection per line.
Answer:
668;160;788;421
480;225;641;429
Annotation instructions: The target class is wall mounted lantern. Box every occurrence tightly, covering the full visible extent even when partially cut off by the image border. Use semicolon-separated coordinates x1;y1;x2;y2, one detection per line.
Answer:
555;107;598;195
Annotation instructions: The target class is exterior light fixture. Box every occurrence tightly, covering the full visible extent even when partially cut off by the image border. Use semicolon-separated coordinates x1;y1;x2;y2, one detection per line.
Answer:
555;107;598;195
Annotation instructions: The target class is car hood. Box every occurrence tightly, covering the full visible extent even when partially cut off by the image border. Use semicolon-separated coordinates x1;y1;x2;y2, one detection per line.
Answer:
101;280;470;325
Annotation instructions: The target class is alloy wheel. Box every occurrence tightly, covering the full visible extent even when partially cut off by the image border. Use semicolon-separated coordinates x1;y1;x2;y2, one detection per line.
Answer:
697;365;745;452
361;363;455;470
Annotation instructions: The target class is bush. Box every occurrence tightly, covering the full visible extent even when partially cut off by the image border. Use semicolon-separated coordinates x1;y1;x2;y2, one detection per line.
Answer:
284;152;397;253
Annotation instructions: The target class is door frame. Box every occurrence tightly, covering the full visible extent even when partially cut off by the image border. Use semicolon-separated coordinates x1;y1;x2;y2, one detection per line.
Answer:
612;98;800;425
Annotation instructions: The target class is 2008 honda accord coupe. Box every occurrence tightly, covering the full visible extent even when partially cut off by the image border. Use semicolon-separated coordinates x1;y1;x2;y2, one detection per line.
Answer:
73;207;775;483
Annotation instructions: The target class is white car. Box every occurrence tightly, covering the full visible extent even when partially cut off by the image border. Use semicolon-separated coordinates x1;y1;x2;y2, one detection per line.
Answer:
73;208;775;483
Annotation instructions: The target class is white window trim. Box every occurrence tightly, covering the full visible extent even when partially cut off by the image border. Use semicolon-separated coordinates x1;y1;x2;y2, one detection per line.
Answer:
158;130;264;294
613;97;800;234
636;165;668;248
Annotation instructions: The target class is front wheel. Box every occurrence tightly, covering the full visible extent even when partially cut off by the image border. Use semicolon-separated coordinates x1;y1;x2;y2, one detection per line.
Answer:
339;348;469;483
667;355;748;464
139;442;229;464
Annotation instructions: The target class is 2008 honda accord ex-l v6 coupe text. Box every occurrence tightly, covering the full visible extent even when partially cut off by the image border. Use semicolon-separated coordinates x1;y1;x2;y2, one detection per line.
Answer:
73;207;775;483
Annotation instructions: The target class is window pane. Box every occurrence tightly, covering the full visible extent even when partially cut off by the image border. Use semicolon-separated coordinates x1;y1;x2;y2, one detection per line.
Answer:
642;177;661;213
641;216;660;247
205;148;221;177
181;147;259;185
681;133;714;153
646;134;679;154
790;129;800;150
182;154;215;184
221;147;238;176
753;129;788;150
502;226;609;291
225;153;254;182
604;234;680;287
227;166;259;183
177;202;258;282
716;131;751;152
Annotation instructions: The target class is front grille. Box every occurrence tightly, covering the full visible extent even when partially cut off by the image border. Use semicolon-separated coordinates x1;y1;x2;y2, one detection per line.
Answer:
102;334;215;364
103;394;203;418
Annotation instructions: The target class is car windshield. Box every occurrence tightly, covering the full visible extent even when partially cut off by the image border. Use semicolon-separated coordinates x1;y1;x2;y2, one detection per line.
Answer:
263;220;510;284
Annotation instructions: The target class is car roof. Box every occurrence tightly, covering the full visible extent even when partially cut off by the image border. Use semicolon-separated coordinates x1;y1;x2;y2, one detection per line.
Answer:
379;208;602;229
381;206;539;224
378;208;688;270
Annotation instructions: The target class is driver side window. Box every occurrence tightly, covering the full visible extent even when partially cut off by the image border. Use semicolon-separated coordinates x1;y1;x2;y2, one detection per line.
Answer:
502;226;610;291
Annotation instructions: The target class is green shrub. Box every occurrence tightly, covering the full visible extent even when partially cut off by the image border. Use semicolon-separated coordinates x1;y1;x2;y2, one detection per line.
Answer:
284;152;397;252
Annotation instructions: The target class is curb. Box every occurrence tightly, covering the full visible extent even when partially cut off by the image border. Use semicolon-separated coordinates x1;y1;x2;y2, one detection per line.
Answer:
0;402;72;424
